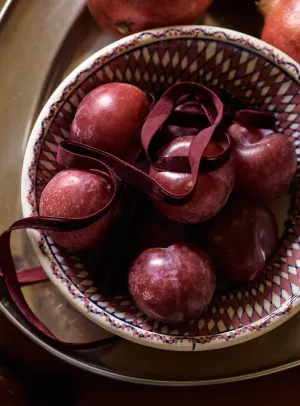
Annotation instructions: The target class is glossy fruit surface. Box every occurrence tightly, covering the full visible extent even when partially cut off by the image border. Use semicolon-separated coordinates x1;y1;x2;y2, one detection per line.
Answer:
149;136;235;223
71;83;150;156
229;123;297;199
259;0;300;63
87;0;214;37
206;195;278;283
39;169;115;250
128;243;216;323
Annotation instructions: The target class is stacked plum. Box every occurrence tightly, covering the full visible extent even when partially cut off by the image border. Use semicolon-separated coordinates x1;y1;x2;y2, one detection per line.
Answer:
39;82;297;324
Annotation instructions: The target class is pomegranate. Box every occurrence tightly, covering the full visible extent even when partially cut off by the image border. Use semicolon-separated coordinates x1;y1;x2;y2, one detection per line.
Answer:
87;0;214;37
258;0;300;63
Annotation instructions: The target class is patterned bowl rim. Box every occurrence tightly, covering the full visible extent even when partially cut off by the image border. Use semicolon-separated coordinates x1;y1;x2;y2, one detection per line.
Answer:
21;25;300;351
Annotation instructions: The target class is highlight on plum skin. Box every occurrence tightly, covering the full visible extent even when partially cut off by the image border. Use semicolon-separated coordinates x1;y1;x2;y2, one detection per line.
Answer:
229;123;297;200
149;136;235;224
128;243;216;324
35;78;299;326
39;169;116;251
205;195;279;283
70;82;150;157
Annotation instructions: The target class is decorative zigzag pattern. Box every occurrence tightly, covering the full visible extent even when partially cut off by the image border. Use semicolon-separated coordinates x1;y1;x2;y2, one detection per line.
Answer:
26;32;300;347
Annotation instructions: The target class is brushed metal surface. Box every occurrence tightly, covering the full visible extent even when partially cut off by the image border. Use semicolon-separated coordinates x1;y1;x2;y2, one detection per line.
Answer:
1;0;300;385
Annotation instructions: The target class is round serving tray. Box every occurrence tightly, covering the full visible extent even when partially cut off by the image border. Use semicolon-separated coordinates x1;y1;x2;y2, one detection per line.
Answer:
1;0;300;385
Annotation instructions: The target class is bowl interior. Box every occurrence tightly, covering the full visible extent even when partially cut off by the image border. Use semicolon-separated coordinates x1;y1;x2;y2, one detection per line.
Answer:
26;32;300;348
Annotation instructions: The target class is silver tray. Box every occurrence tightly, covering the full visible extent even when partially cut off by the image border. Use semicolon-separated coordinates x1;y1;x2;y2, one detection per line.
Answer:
1;0;300;385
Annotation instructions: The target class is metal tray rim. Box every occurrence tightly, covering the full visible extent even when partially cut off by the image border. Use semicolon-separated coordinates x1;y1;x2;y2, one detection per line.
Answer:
21;24;300;352
2;0;300;384
2;301;300;386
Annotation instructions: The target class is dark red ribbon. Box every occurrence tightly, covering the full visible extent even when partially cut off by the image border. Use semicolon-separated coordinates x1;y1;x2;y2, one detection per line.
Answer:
0;266;47;285
0;82;275;349
58;83;231;206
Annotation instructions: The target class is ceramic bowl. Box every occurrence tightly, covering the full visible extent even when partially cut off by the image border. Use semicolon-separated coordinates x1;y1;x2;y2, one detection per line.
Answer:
21;26;300;351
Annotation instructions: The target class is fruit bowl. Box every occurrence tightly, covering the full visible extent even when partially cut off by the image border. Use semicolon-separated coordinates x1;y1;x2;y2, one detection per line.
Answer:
21;26;300;351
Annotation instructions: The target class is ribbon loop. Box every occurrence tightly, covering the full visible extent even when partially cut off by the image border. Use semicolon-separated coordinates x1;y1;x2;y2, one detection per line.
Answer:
0;81;275;350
